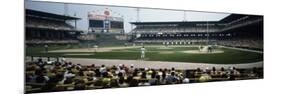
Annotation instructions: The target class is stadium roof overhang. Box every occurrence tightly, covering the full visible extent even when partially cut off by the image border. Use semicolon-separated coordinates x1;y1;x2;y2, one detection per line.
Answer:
26;26;83;32
26;9;81;21
130;21;220;25
131;14;263;25
219;14;263;23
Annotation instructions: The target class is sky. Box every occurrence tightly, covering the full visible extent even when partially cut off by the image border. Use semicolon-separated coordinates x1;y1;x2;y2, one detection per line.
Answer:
25;0;230;33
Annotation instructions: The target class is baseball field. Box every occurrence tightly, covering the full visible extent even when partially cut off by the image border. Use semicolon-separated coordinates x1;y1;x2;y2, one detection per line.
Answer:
25;45;263;64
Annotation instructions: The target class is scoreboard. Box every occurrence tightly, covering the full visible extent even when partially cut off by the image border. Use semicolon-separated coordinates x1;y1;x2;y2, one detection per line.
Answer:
88;11;124;33
89;20;104;27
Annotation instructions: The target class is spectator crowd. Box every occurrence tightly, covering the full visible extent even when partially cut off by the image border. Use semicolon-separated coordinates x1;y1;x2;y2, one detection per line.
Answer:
25;58;263;93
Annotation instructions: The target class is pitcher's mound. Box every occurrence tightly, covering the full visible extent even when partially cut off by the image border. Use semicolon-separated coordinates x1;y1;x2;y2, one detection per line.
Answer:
64;53;93;56
159;51;174;54
182;50;224;54
157;47;173;49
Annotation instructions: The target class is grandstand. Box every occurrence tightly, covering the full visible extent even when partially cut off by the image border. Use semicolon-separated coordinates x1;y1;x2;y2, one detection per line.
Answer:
24;1;264;93
25;58;263;93
131;14;263;50
25;9;82;45
78;33;131;47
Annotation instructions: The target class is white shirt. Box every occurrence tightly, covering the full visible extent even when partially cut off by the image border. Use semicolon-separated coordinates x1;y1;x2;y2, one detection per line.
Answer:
100;67;107;73
183;78;190;83
61;58;66;65
64;71;75;78
94;45;98;48
141;48;145;54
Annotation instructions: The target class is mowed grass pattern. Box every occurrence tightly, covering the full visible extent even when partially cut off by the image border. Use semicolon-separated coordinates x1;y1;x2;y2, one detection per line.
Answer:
26;46;263;64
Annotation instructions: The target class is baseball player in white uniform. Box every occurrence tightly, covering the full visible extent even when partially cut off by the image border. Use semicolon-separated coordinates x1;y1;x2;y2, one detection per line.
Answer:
94;45;98;53
140;46;146;60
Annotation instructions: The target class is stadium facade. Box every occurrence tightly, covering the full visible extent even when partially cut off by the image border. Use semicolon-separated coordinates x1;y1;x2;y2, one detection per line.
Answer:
131;14;263;50
25;9;82;45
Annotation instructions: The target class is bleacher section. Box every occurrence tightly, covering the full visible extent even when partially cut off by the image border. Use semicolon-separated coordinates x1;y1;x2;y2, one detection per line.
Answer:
131;22;223;34
78;33;130;47
131;14;263;50
26;18;75;31
25;58;263;93
25;9;82;45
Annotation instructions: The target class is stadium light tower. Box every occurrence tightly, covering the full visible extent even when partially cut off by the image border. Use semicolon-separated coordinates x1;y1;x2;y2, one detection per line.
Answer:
133;8;141;41
183;10;187;33
206;21;209;45
183;10;187;22
136;8;140;22
64;3;69;16
74;13;77;29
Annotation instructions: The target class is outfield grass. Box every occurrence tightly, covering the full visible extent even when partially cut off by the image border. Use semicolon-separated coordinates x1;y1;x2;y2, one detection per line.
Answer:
25;46;263;64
